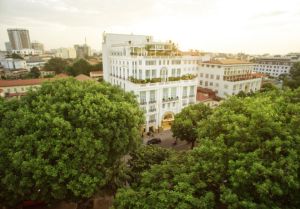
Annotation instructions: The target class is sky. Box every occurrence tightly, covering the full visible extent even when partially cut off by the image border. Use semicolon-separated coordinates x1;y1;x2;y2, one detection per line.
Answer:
0;0;300;54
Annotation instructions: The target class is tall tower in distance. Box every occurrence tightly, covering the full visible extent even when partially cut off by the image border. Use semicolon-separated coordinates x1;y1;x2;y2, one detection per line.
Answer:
7;28;31;50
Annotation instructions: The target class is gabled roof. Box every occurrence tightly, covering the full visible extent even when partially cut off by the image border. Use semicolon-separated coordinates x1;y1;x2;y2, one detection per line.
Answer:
75;74;93;81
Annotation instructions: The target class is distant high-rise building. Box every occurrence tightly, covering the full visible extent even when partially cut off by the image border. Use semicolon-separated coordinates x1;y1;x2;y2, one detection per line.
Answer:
5;42;12;52
55;47;77;59
31;41;44;53
74;44;91;58
7;28;31;50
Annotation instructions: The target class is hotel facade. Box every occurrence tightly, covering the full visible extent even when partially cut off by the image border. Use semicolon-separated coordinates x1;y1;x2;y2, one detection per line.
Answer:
102;33;208;132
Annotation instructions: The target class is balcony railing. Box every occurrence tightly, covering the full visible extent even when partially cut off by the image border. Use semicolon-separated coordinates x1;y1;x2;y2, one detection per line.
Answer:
148;119;156;123
162;96;179;102
149;100;156;104
140;100;147;105
189;95;195;97
149;108;156;112
182;95;188;99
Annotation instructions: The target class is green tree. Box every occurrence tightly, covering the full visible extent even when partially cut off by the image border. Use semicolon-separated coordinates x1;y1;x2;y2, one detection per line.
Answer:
114;89;300;209
260;82;277;92
67;59;92;76
44;57;69;74
28;67;41;78
0;78;144;207
171;103;212;149
284;62;300;89
127;145;173;186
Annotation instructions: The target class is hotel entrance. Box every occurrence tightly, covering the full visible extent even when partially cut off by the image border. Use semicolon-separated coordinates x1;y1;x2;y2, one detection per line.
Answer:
161;112;174;130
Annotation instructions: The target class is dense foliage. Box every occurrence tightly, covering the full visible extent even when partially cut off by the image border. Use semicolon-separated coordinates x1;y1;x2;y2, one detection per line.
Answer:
127;146;173;186
0;79;144;207
114;88;300;209
44;57;69;74
171;103;212;149
284;61;300;89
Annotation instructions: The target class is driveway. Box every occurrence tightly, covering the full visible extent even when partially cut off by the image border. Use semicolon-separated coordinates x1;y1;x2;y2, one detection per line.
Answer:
143;130;191;151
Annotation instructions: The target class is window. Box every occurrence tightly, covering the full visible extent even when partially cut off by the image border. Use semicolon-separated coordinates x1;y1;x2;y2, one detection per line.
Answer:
152;70;156;78
216;75;220;80
199;80;203;85
210;74;214;79
189;86;195;96
145;60;156;65
171;68;176;77
182;87;187;97
140;91;146;103
177;68;181;77
150;90;156;102
163;88;168;100
210;82;213;86
146;70;150;79
139;70;142;79
224;84;228;89
205;74;209;78
171;87;176;98
200;73;203;77
205;81;208;86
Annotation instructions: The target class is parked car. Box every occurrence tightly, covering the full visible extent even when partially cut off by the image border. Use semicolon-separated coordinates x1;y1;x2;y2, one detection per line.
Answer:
147;138;162;145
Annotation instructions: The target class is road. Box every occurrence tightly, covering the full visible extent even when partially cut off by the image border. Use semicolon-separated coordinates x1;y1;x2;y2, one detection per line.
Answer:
143;130;191;151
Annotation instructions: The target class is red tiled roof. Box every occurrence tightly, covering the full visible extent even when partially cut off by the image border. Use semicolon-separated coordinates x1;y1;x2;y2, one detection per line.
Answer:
0;78;47;87
0;74;70;88
197;92;210;102
75;74;93;81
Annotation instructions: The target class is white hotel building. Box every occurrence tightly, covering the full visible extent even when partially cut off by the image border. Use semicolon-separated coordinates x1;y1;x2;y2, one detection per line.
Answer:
198;59;262;98
102;33;207;132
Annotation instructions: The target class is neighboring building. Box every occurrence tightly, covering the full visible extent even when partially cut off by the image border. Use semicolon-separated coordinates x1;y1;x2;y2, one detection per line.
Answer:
0;78;42;98
25;56;46;70
0;58;27;70
31;41;44;53
0;74;69;99
12;49;38;56
40;70;55;77
198;59;262;98
74;44;91;58
55;47;77;59
7;28;31;50
254;57;292;77
196;87;220;108
5;42;12;52
90;71;103;81
102;33;204;132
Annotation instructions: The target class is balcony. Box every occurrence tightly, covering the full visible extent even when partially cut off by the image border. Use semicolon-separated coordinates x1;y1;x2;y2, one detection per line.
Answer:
149;100;156;104
182;95;188;99
140;100;147;105
149;108;156;112
148;119;156;123
162;96;179;102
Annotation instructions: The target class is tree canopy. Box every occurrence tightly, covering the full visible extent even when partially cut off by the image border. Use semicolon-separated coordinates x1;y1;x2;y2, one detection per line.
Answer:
44;57;69;74
0;78;144;207
284;61;300;89
171;103;212;149
114;88;300;209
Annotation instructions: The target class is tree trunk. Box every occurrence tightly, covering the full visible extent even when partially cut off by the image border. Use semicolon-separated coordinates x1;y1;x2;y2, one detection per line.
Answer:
191;140;195;149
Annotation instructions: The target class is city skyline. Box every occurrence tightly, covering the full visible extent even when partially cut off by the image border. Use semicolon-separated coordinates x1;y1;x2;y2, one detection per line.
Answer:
0;0;300;54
